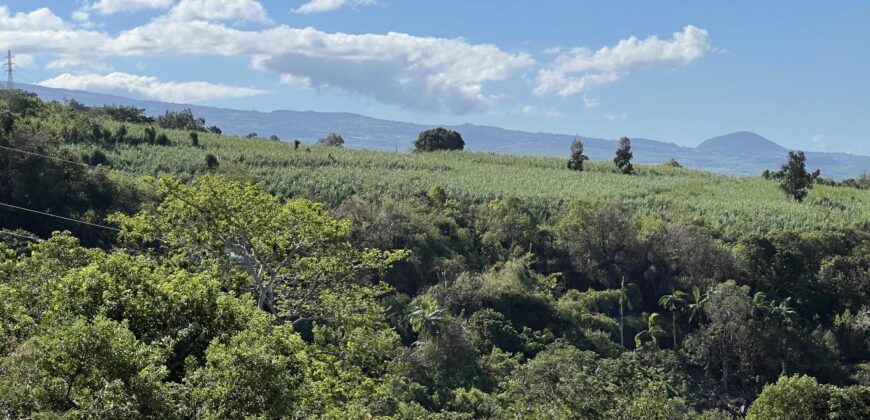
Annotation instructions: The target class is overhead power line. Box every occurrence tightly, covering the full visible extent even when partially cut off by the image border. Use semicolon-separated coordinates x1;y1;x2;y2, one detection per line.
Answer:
0;201;121;233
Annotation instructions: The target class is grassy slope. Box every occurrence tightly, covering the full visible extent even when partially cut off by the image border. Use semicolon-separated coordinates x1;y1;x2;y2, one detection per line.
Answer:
69;125;870;241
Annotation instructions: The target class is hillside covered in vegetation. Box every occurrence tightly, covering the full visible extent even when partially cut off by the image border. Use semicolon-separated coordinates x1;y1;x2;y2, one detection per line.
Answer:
1;90;869;419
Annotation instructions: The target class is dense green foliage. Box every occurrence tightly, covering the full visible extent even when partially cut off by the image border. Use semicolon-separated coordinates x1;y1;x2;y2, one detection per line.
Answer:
567;138;588;171
614;136;634;174
1;91;869;418
780;150;818;201
414;127;465;152
317;132;345;147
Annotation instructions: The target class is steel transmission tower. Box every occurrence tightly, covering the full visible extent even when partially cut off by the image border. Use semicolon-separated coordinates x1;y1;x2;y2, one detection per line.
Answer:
5;50;13;89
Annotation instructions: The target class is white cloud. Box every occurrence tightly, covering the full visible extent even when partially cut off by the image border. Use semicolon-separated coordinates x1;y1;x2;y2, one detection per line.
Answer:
168;0;271;23
71;10;94;29
812;134;826;151
84;0;176;15
293;0;375;14
1;5;528;113
45;57;113;72
605;112;628;121
38;72;267;103
14;54;36;69
517;105;562;118
280;74;312;88
103;19;534;112
582;95;600;108
0;7;67;30
536;25;711;96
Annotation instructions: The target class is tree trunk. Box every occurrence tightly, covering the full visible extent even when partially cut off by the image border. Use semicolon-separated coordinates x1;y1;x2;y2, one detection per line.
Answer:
620;301;625;347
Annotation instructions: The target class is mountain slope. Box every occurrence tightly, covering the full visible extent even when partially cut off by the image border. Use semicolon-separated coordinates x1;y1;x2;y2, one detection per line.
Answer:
19;83;870;179
697;131;787;154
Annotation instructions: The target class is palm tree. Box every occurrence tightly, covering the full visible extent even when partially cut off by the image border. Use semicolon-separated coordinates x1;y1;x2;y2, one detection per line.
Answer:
685;286;707;325
769;297;797;374
752;291;772;317
618;276;640;347
635;312;666;349
659;290;688;349
406;296;448;339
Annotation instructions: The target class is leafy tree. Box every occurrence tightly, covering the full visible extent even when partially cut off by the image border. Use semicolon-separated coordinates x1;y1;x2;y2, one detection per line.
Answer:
499;344;611;418
413;127;464;152
318;132;345;147
245;132;259;139
269;134;280;141
685;281;759;394
183;319;307;419
98;105;154;124
156;108;205;131
189;131;199;147
613;136;634;174
747;375;829;420
567;138;588;171
555;202;644;289
779;150;817;202
0;316;172;418
480;197;541;262
207;125;222;134
111;175;407;326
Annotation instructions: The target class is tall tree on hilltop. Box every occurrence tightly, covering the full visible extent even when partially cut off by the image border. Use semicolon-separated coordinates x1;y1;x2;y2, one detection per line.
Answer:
614;136;634;174
780;150;818;202
567;138;589;171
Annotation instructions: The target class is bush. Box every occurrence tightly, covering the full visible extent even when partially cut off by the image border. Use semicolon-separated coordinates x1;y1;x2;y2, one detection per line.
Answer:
205;154;219;170
414;127;464;152
317;133;344;147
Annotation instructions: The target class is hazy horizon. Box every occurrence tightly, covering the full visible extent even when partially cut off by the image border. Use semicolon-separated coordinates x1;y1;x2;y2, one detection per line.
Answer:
3;1;869;154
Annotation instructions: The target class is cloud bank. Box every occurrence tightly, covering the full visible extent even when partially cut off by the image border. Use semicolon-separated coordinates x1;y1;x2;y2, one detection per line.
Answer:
535;25;712;96
293;0;375;14
1;2;711;112
39;72;267;103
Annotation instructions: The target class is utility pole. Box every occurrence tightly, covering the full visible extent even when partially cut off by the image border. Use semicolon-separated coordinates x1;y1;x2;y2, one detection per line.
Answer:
5;50;13;89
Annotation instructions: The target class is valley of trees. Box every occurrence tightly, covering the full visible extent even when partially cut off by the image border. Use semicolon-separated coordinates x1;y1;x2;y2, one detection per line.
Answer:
0;90;868;418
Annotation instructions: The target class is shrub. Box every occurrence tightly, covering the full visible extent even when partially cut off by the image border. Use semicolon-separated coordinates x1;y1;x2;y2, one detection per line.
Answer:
205;154;219;170
317;133;345;147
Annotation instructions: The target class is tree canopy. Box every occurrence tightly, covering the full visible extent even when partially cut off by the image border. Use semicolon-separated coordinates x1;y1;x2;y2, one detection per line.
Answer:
414;127;465;152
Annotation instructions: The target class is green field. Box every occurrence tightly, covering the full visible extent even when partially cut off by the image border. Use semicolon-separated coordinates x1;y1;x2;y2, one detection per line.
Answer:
70;126;870;241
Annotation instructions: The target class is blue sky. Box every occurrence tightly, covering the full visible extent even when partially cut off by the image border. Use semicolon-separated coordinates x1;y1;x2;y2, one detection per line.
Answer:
2;0;868;154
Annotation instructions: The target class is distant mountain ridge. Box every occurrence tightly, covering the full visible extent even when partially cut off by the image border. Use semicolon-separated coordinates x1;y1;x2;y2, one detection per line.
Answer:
19;83;870;179
697;131;787;154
